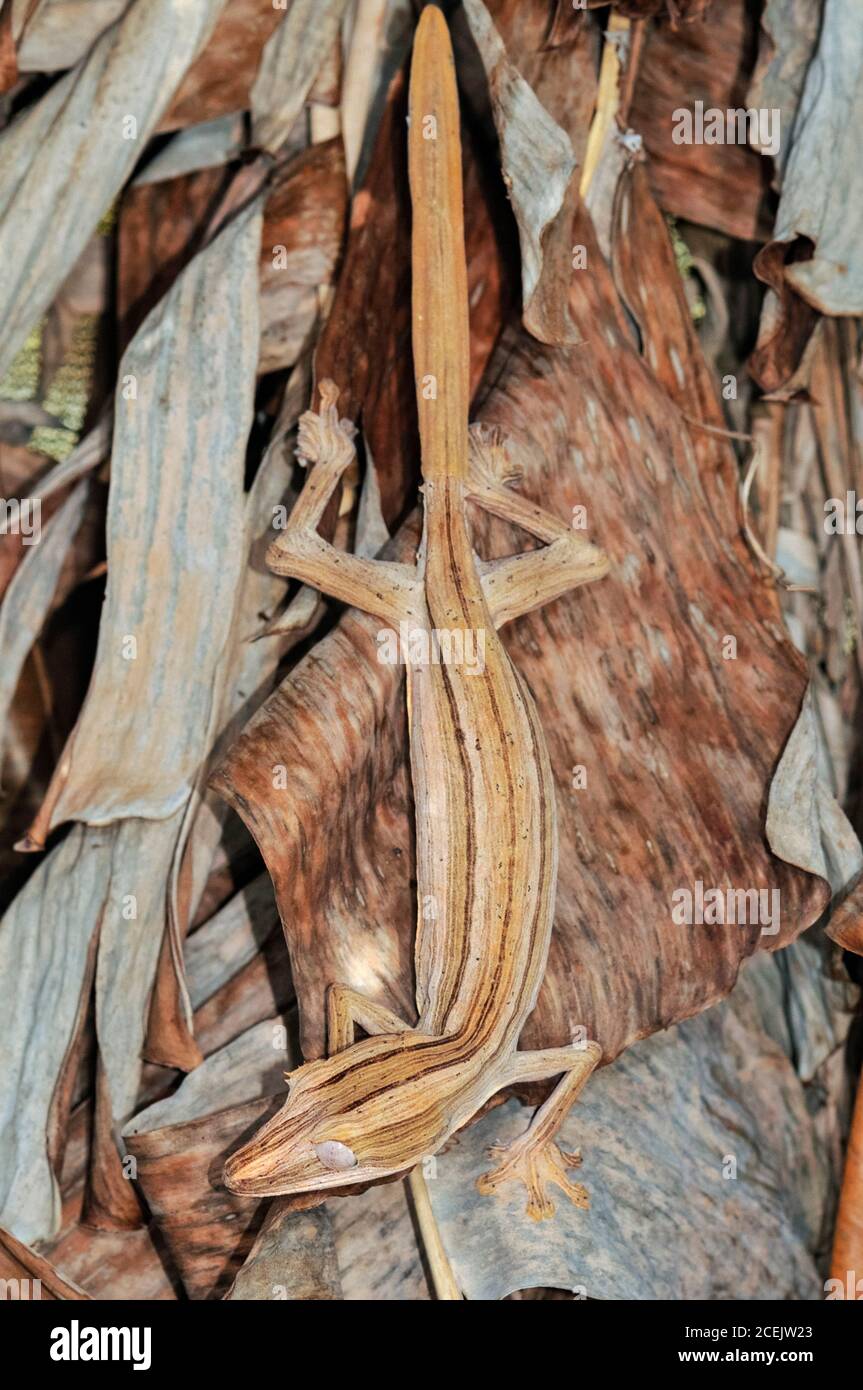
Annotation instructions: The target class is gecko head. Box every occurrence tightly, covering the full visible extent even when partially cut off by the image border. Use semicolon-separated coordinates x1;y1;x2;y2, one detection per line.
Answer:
223;1033;451;1198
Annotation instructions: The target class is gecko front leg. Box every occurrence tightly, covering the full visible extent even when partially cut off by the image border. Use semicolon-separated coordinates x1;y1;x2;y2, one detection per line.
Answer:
477;1040;602;1221
326;984;412;1053
267;380;421;627
466;423;609;628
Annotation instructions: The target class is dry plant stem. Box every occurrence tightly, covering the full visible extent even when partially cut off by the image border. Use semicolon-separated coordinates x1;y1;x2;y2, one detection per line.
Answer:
580;13;630;198
224;4;608;1222
751;408;782;567
739;441;814;594
407;1167;462;1300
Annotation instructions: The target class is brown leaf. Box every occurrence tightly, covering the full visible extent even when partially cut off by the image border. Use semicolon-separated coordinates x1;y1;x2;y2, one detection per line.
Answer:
0;2;18;93
628;0;774;242
259;137;348;374
225;1203;341;1300
157;0;284;133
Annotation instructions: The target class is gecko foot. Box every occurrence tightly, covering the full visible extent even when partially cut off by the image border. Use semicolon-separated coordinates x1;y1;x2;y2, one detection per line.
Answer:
476;1135;589;1221
296;379;357;473
467;422;523;486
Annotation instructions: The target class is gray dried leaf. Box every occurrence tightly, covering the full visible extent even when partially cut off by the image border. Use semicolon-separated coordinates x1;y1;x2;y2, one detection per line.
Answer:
461;0;578;345
133;113;246;188
427;950;851;1301
747;0;823;183
15;0;128;73
127;1016;294;1137
0;0;228;381
767;0;863;314
95;811;186;1130
251;0;350;156
185;874;280;1012
0;824;113;1243
38;200;262;831
767;685;863;895
226;1203;341;1301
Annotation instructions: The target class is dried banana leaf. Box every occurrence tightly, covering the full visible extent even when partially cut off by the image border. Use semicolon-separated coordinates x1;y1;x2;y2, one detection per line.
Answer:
0;0;228;381
628;0;773;242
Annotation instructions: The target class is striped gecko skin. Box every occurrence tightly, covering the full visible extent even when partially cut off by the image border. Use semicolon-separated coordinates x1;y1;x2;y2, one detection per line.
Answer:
224;6;608;1220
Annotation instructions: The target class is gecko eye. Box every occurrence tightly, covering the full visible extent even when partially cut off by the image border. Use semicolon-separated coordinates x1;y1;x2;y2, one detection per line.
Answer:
313;1140;358;1171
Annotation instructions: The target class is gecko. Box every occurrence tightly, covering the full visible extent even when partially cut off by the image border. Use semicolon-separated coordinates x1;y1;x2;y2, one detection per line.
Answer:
224;3;609;1222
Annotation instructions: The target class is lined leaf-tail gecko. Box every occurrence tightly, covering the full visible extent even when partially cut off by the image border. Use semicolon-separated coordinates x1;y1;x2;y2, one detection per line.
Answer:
224;3;609;1221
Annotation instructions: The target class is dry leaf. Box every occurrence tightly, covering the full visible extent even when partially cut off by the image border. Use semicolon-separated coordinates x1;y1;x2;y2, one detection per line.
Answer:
0;0;227;381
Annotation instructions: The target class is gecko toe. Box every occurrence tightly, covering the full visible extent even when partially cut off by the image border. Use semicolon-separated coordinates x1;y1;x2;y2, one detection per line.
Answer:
477;1134;591;1221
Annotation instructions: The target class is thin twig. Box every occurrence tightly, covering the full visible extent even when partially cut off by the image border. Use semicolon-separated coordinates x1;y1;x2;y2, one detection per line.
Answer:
738;438;816;594
407;1168;463;1301
681;413;754;443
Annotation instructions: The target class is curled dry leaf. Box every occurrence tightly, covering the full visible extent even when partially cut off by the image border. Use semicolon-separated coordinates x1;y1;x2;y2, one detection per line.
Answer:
827;881;863;957
31;203;261;835
123;1018;299;1299
250;0;350;156
461;0;579;345
0;203;263;1243
750;0;863;393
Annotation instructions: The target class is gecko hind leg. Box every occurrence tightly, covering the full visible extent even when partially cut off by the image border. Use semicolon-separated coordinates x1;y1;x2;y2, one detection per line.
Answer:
477;1041;601;1221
